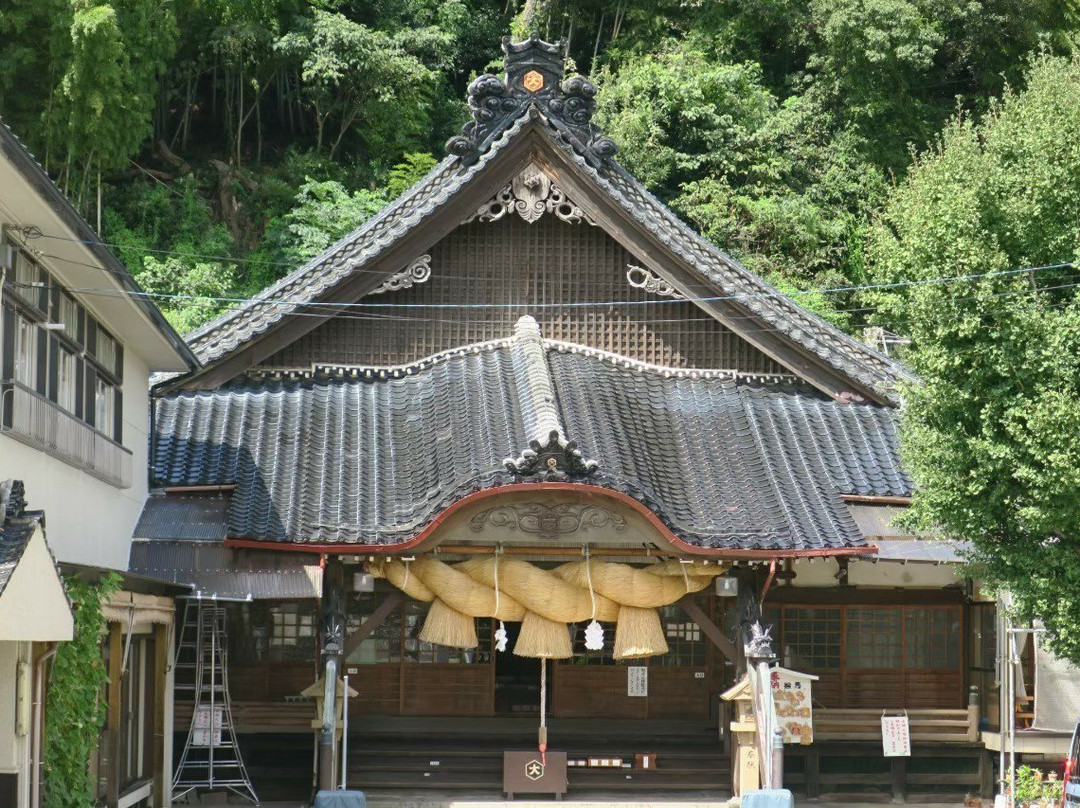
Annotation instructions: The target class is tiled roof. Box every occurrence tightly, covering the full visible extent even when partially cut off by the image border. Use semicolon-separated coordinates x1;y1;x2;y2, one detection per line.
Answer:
178;54;908;403
150;321;907;553
134;493;231;542
0;518;35;599
129;540;322;599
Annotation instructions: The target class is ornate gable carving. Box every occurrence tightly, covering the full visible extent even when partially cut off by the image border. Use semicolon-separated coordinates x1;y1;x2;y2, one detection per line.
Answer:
445;33;617;168
370;255;432;295
626;265;685;299
469;502;627;540
465;164;595;225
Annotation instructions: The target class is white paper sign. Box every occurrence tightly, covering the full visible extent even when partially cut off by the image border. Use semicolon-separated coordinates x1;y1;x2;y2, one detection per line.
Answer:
192;706;225;747
627;666;648;697
770;668;815;744
881;715;911;757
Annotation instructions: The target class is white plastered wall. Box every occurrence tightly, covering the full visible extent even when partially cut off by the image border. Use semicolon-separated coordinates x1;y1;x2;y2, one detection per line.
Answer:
0;641;32;808
0;348;151;570
0;530;74;641
784;556;962;589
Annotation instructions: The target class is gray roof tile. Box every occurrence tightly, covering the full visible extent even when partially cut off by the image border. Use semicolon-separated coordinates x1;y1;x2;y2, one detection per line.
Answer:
134;494;230;542
0;518;35;599
128;540;322;599
150;330;906;552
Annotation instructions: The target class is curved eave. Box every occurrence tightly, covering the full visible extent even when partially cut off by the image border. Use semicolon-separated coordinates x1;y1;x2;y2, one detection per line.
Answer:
222;481;878;560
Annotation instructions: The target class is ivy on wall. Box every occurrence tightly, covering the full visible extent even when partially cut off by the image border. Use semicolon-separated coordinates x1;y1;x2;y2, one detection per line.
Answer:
43;572;121;808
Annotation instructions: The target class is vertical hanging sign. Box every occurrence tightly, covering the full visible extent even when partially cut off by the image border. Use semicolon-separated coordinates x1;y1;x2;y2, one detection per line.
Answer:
627;666;648;697
881;714;911;757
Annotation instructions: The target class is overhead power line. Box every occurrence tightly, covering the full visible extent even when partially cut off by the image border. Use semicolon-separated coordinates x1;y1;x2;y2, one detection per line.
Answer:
19;252;1077;312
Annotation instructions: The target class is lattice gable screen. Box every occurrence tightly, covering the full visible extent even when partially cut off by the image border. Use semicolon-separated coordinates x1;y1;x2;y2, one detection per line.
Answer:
261;214;786;374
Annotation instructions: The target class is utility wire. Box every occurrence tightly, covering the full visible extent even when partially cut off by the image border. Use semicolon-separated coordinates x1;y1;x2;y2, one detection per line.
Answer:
13;229;1075;309
16;256;1077;311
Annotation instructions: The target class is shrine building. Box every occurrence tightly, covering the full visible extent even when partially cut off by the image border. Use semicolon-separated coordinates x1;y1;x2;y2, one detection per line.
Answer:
132;35;996;802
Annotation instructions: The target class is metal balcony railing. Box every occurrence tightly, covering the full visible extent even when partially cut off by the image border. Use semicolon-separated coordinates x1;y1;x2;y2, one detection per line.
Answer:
1;380;133;488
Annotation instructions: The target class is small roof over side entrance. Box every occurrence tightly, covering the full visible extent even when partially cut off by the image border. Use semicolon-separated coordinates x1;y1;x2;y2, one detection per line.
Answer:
0;481;74;642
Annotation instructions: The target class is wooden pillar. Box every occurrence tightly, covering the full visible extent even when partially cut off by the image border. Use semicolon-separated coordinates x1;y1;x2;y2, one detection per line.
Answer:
152;623;169;808
318;559;346;792
805;748;820;799
106;621;123;808
979;750;995;798
735;567;761;675
890;757;907;802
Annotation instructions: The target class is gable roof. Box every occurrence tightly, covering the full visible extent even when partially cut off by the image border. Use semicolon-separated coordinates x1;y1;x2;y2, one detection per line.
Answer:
150;317;907;555
178;36;908;404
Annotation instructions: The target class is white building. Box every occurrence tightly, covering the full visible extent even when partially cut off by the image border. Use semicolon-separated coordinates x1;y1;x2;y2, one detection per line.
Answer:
0;122;197;808
0;122;196;570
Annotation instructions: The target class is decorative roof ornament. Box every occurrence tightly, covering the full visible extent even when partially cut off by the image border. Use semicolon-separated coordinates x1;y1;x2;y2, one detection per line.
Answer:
370;254;432;295
504;429;600;478
0;480;26;522
465;164;596;225
504;315;600;478
745;621;776;661
445;33;618;168
469;502;626;538
626;265;685;299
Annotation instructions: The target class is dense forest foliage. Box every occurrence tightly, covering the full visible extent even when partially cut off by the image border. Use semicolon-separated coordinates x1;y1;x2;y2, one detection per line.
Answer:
0;0;1075;332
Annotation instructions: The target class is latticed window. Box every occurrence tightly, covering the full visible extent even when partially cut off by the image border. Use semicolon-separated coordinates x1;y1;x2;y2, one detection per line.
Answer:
269;602;316;660
781;607;841;669
906;607;960;669
846;607;902;668
656;604;706;666
346;590;403;665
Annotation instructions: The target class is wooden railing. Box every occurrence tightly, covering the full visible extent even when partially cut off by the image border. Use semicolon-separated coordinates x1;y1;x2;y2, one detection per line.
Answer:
2;381;132;488
815;706;979;743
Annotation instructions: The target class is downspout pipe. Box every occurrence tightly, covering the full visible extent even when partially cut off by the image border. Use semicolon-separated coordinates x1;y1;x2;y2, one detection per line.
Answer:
32;643;58;808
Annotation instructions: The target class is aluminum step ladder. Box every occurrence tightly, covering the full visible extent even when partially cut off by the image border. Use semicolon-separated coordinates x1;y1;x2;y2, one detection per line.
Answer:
172;598;259;803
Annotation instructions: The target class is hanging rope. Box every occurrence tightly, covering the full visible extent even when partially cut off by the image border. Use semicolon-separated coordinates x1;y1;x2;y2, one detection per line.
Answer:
494;550;508;652
368;556;726;658
585;551;597;620
538;658;548;765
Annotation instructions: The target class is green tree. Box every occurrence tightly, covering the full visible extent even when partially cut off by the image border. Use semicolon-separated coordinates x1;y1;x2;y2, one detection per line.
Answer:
276;10;438;159
267;178;387;264
595;38;883;320
867;54;1080;661
46;0;177;200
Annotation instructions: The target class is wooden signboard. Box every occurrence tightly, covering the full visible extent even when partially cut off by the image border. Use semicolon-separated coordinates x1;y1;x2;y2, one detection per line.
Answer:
627;666;648;697
770;667;818;744
503;750;567;799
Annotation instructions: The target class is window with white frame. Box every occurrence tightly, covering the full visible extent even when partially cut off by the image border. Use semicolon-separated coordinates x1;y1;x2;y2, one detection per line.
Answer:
3;248;125;442
94;377;114;431
95;328;118;376
58;292;79;339
57;347;77;412
13;315;37;386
